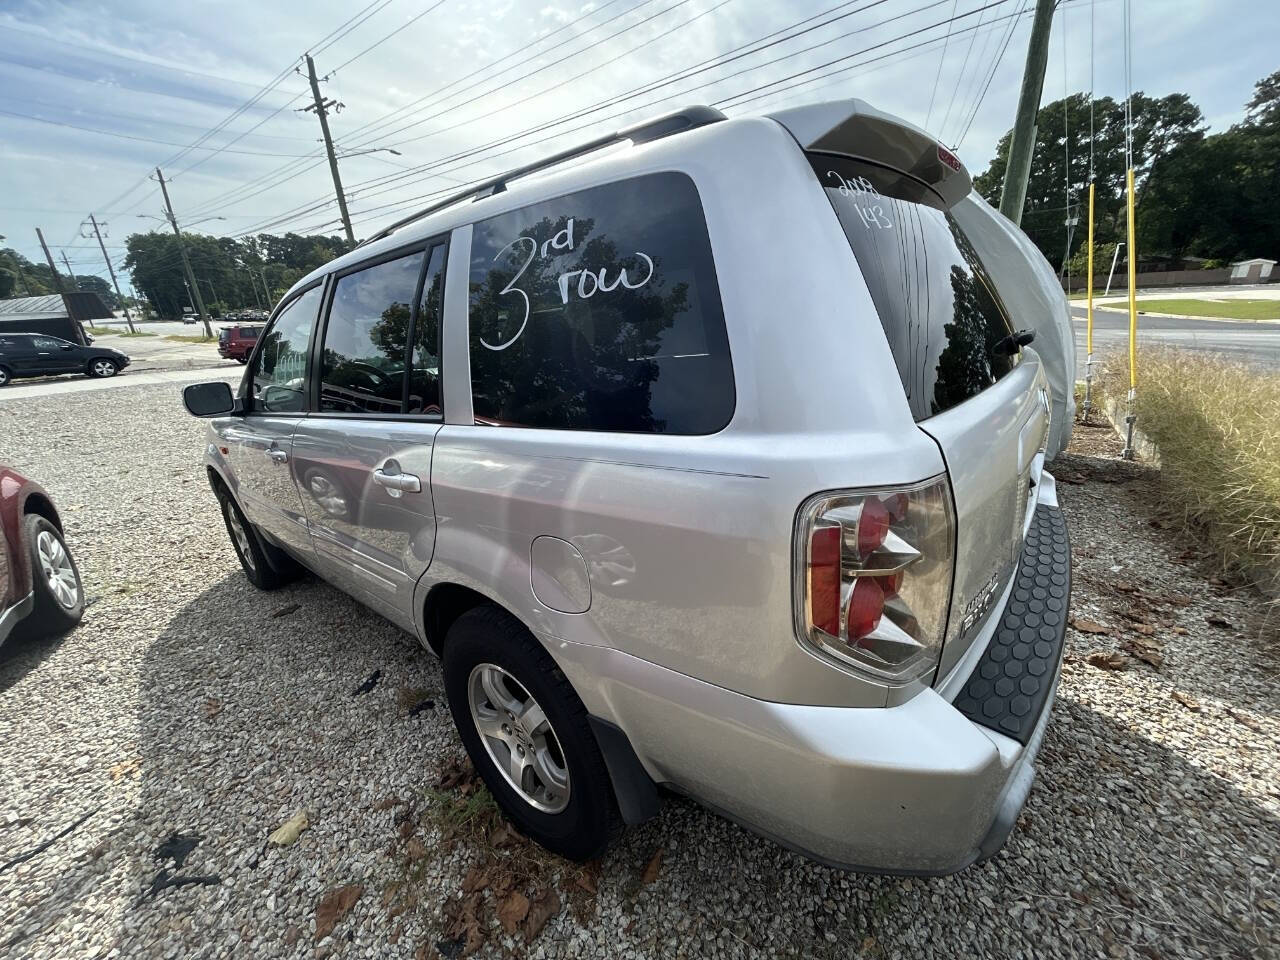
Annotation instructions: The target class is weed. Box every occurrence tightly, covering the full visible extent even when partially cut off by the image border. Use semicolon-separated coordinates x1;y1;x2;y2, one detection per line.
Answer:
1100;347;1280;608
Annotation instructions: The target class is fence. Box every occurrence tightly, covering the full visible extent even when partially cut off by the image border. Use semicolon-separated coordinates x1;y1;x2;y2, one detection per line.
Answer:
1061;268;1232;293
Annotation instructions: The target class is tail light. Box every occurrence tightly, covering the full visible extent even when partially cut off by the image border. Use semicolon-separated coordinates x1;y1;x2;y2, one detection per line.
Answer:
794;477;955;683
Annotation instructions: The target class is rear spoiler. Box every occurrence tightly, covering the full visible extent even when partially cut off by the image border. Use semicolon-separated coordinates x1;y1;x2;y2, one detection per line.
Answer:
767;99;972;208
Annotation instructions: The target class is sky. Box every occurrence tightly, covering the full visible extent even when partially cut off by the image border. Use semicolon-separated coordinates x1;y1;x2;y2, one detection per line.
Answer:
1;0;1276;295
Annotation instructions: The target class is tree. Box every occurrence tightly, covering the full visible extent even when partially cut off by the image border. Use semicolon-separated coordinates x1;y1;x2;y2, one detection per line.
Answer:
974;92;1205;268
1138;71;1280;261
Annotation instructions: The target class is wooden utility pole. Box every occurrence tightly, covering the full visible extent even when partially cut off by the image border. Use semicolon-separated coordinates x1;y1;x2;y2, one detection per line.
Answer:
60;249;98;331
36;227;71;294
154;167;213;338
999;0;1056;226
59;251;78;290
303;54;355;244
86;214;137;333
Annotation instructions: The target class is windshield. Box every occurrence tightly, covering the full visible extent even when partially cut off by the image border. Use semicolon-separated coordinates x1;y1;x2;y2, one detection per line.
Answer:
811;153;1018;421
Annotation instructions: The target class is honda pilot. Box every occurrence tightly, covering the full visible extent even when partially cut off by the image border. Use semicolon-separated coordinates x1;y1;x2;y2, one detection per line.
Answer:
182;100;1072;874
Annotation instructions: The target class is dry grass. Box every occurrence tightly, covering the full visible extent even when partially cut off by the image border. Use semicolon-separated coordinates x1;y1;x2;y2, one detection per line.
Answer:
1099;347;1280;605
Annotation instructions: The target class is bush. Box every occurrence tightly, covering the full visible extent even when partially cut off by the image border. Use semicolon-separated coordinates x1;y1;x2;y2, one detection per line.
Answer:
1101;347;1280;603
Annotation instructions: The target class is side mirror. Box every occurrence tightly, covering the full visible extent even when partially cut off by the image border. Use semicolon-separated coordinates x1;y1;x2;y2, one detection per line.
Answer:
183;381;236;417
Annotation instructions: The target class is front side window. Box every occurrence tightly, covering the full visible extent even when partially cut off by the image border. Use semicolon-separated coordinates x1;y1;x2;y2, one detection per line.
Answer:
252;285;323;413
814;154;1018;420
32;336;63;349
467;171;734;434
320;251;424;414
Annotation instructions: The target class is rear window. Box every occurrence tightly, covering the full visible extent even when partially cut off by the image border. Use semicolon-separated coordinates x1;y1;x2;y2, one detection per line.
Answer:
467;171;734;434
812;153;1017;420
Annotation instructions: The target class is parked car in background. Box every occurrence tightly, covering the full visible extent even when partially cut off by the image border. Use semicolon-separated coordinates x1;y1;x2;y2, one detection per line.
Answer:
0;466;84;647
0;334;130;386
218;324;261;363
182;99;1070;876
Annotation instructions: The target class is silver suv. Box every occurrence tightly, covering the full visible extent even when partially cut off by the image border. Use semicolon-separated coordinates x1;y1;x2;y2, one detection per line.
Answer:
183;99;1072;875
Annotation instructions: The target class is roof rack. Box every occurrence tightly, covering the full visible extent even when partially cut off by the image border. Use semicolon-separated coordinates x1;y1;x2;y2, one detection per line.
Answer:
356;105;726;249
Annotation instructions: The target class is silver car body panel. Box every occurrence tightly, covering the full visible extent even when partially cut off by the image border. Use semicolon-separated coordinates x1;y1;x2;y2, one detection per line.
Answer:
203;102;1068;872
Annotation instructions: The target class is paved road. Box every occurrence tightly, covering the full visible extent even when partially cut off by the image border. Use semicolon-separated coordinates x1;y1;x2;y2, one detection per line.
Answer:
0;366;240;401
1070;306;1280;377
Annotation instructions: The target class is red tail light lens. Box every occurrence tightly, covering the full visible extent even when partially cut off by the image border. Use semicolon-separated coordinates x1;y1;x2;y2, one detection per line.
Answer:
795;477;955;683
808;524;842;636
856;497;890;557
846;578;885;642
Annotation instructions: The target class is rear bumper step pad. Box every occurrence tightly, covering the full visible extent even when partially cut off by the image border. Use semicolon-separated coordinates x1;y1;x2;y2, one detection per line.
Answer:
954;505;1071;744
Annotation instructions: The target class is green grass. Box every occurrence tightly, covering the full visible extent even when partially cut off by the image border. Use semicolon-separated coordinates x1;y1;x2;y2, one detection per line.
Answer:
162;334;217;343
1101;348;1280;605
103;330;155;338
1123;298;1280;321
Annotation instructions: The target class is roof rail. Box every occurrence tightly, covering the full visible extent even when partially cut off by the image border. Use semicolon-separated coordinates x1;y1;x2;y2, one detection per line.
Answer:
355;105;726;249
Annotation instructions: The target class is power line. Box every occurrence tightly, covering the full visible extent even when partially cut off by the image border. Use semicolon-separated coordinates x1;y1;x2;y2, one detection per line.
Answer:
0;109;317;156
276;3;1031;237
244;0;913;231
924;0;960;130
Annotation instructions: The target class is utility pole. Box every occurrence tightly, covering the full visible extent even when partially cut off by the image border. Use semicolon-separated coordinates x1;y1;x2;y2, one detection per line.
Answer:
154;167;213;338
303;54;355;244
260;266;273;305
85;213;137;333
36;227;71;294
999;0;1056;226
246;268;264;308
61;249;99;331
59;251;78;290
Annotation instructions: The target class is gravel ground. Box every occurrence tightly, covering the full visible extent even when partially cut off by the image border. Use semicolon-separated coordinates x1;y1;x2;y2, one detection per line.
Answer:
0;385;1277;960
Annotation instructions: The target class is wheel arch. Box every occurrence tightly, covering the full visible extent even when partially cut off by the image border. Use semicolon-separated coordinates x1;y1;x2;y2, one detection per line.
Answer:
420;581;491;657
21;491;63;533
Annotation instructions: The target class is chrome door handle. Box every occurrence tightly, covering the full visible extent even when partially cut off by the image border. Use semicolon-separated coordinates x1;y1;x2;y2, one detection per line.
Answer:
372;468;421;494
268;448;289;464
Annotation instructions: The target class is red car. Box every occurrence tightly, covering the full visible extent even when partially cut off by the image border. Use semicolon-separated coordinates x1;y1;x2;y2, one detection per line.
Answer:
217;324;261;364
0;466;84;647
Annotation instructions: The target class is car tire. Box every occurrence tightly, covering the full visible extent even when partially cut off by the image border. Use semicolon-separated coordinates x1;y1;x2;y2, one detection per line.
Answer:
87;358;118;378
0;365;10;387
17;514;84;640
218;491;292;590
443;605;621;862
237;357;249;364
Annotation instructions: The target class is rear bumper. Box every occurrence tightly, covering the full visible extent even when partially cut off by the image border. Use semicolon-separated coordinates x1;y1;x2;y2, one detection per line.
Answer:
552;495;1070;875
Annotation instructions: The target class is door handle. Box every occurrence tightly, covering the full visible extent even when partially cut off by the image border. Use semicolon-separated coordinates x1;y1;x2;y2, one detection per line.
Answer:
372;468;421;494
268;448;289;464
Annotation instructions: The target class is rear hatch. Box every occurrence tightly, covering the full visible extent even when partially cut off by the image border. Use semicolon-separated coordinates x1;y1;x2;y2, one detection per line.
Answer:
770;100;1051;687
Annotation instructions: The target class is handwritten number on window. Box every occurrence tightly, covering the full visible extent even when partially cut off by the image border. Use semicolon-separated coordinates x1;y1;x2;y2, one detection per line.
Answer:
827;170;893;230
483;236;536;352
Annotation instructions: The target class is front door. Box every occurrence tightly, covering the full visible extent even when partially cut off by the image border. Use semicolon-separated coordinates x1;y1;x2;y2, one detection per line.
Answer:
220;283;326;562
290;242;446;625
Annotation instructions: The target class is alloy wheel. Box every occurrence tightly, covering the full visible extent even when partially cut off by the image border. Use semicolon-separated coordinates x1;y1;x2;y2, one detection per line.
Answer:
467;663;571;813
92;360;117;377
37;530;79;609
225;505;255;573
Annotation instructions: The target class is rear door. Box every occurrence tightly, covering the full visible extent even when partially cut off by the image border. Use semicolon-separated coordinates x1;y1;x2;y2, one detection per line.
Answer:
221;283;325;561
289;241;447;625
29;336;81;374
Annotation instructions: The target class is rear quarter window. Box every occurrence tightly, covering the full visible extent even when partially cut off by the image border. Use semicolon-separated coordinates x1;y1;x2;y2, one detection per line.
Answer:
467;171;734;434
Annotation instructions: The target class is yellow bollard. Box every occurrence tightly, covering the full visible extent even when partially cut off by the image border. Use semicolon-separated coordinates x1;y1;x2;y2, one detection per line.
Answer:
1122;166;1139;458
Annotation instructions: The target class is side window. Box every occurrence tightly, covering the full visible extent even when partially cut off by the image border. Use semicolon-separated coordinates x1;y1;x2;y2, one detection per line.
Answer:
408;243;446;415
252;285;323;413
320;251;424;414
467;171;734;434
